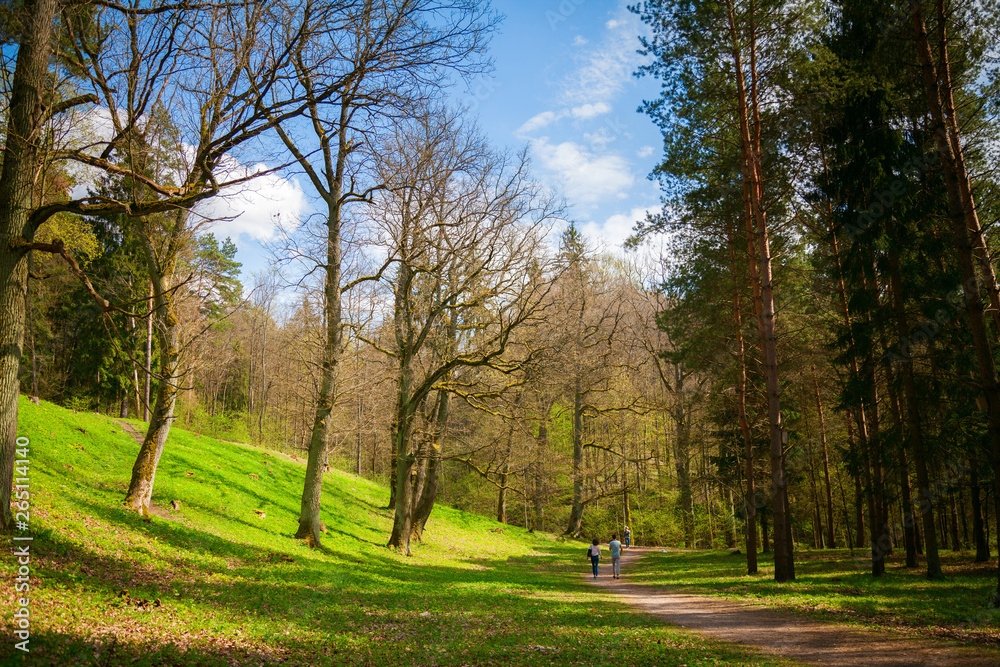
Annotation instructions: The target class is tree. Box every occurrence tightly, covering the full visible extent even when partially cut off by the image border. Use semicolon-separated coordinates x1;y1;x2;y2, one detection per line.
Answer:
0;0;330;524
632;0;816;581
267;0;499;548
554;227;636;537
367;108;557;555
909;0;1000;600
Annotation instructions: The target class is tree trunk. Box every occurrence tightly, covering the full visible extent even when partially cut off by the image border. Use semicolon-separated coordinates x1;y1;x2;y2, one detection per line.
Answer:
0;0;58;530
532;409;550;531
861;268;889;575
911;1;995;589
26;257;38;401
388;451;398;510
933;0;1000;336
387;247;418;554
624;484;632;536
672;364;694;547
387;424;416;555
806;432;823;549
887;379;918;568
972;466;990;562
124;290;180;514
724;0;792;581
812;361;836;549
565;382;586;536
760;510;770;553
725;486;736;549
411;441;441;540
124;216;187;514
959;486;970;548
124;348;179;513
888;250;942;577
820;149;875;556
412;390;449;540
727;220;757;570
854;466;865;551
496;461;509;524
356;388;363;477
295;118;347;547
258;307;267;439
387;346;417;554
949;491;962;551
144;281;153;421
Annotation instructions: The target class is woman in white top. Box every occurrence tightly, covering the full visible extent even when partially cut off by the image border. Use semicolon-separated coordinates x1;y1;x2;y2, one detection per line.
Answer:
587;538;601;578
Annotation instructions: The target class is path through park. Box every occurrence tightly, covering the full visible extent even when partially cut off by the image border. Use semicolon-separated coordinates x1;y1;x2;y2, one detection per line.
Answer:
591;547;998;666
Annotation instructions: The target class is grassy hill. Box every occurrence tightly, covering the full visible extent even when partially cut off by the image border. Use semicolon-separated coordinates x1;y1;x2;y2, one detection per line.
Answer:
2;397;793;666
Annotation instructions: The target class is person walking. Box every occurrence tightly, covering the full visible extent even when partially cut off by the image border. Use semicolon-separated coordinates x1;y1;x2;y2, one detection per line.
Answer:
624;526;631;549
609;533;622;579
586;539;601;579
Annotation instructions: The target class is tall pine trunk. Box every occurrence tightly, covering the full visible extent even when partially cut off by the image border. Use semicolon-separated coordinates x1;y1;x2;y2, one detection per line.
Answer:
812;361;836;548
887;380;918;568
725;0;793;581
911;0;1000;594
727;220;757;573
972;465;990;562
933;0;1000;335
672;363;694;547
888;250;943;577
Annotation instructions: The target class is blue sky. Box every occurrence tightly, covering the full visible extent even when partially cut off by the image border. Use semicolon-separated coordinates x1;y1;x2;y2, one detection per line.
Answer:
459;0;664;250
208;0;665;283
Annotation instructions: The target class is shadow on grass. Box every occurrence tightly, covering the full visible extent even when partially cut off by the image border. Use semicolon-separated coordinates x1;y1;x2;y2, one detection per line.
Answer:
24;524;637;666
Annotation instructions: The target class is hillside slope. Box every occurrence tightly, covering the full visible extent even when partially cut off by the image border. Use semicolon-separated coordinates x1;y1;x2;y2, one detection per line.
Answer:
2;398;791;666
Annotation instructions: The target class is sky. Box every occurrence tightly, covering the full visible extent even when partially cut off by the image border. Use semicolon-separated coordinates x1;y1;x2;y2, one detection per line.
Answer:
206;0;666;283
458;0;664;250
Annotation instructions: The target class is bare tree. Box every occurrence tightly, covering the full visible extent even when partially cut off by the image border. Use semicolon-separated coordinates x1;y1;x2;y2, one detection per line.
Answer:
265;0;498;548
364;109;558;555
0;0;329;523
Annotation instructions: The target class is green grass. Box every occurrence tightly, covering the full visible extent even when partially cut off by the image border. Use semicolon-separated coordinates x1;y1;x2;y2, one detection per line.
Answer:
2;398;797;666
629;547;1000;647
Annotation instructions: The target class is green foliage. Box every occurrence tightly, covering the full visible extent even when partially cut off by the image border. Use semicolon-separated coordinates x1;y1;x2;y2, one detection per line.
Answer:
184;234;243;318
7;397;794;666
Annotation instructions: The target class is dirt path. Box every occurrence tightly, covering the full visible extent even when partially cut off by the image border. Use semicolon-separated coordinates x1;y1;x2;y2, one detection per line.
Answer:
589;547;998;666
117;420;144;444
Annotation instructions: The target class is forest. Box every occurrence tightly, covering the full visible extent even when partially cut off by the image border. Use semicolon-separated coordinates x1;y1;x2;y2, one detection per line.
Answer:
3;0;1000;612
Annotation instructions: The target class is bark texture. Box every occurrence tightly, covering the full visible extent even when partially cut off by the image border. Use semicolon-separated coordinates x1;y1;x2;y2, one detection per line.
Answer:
0;0;59;530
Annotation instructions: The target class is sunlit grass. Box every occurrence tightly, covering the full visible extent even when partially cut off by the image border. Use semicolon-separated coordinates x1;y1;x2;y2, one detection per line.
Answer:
2;397;797;666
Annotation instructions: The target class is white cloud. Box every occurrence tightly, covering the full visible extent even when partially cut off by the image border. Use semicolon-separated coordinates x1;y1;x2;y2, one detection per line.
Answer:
562;7;643;108
581;206;658;250
517;110;562;135
531;137;634;205
573;35;588;46
637;145;654;158
198;166;306;242
571;102;612;119
516;103;613;140
584;127;616;151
